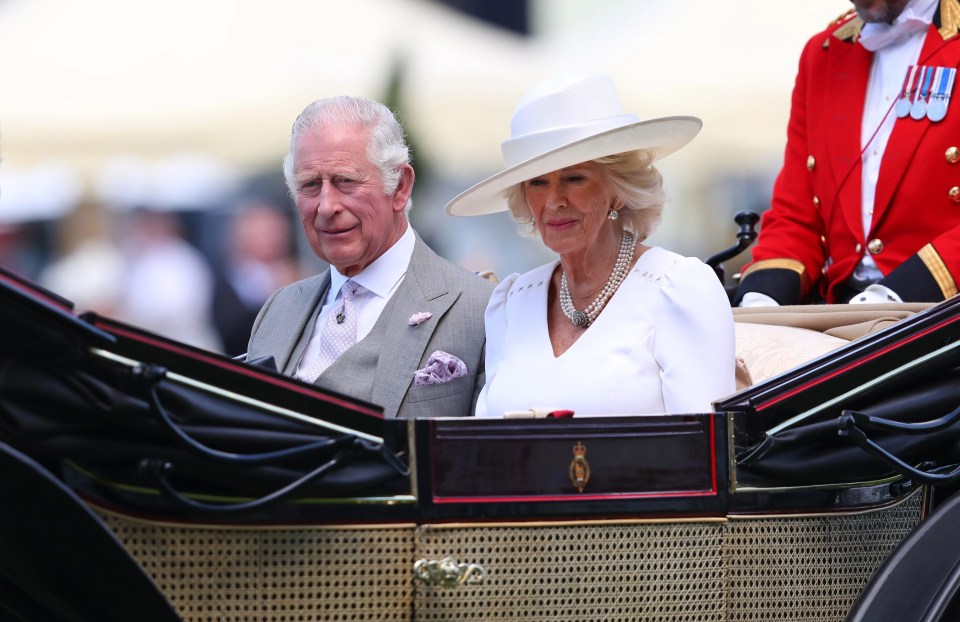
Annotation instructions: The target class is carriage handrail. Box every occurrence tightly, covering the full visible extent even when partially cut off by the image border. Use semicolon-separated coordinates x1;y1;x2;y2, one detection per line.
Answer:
705;210;760;284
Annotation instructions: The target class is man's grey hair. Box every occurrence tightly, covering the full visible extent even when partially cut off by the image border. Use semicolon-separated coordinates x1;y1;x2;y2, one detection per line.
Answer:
282;96;413;214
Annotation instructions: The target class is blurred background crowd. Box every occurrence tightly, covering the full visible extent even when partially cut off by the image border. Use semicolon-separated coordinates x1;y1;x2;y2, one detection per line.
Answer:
0;0;847;356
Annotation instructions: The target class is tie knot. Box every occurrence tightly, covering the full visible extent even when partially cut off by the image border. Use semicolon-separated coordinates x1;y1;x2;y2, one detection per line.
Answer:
342;279;360;300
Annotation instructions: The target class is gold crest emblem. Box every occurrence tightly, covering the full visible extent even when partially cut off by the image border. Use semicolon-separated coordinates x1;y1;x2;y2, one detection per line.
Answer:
568;441;590;493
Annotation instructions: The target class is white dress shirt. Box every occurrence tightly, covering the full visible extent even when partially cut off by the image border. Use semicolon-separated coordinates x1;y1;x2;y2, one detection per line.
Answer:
857;0;937;283
294;226;415;377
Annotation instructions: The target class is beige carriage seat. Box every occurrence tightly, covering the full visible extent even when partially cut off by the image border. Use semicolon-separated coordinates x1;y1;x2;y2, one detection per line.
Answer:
732;303;934;389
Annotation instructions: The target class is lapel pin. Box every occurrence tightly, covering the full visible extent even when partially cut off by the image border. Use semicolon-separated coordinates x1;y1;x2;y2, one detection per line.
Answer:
408;311;432;326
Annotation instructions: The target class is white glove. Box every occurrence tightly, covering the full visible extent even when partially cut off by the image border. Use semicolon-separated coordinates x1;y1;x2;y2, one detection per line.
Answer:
849;284;903;304
739;292;780;307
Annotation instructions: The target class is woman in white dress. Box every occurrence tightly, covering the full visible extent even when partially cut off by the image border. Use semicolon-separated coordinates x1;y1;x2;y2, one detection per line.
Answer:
446;74;736;417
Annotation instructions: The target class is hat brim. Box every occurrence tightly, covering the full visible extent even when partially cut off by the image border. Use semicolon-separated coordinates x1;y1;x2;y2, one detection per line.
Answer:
445;116;702;217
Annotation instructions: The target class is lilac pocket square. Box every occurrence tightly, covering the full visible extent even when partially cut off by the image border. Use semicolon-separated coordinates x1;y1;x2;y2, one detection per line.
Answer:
414;350;467;387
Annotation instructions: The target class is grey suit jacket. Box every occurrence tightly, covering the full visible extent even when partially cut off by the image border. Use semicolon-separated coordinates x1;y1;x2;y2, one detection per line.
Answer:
246;234;494;419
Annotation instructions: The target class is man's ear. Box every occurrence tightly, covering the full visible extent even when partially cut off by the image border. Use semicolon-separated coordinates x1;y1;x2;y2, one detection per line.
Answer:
391;164;415;213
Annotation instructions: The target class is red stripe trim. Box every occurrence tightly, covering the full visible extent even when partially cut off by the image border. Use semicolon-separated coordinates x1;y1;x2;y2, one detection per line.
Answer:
0;273;72;311
757;315;959;411
709;414;718;493
432;489;717;505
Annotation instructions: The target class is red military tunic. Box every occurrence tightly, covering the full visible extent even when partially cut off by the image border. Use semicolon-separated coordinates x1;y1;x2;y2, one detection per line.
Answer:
736;5;960;304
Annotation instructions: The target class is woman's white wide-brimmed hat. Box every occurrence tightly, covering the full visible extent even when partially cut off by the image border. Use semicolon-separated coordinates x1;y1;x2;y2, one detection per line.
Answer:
445;74;702;217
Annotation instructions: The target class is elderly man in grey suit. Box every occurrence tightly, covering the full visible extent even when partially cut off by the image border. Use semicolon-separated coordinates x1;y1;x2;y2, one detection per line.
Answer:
246;96;494;418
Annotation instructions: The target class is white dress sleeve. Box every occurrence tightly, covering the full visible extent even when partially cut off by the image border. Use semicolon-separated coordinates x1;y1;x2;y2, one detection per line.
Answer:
654;258;737;413
474;273;520;418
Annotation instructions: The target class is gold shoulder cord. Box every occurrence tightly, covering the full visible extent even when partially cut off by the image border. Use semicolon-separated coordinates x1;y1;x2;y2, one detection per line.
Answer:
831;14;863;45
939;0;960;39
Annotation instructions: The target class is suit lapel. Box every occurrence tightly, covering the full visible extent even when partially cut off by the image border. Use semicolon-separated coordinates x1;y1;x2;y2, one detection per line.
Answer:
281;272;330;375
370;236;460;417
826;36;872;239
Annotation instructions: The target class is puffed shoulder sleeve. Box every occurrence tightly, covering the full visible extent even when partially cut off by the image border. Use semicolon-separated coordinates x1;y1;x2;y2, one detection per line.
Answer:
474;273;519;418
654;258;736;413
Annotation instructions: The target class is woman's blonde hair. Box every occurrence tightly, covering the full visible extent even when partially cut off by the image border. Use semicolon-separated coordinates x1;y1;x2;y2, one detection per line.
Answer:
505;149;665;240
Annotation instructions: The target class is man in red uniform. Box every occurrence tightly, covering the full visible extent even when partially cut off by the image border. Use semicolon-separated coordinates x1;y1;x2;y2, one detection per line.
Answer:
735;0;960;306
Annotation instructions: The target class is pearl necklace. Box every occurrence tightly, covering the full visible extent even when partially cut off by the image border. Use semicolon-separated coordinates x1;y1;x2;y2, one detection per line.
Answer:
559;230;635;328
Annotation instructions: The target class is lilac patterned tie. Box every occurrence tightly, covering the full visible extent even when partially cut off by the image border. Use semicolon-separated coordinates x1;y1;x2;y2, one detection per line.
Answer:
297;279;361;383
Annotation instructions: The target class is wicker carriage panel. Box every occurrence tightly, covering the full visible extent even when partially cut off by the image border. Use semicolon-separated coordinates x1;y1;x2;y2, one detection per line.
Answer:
724;490;924;621
413;522;727;622
97;488;923;622
100;514;416;622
